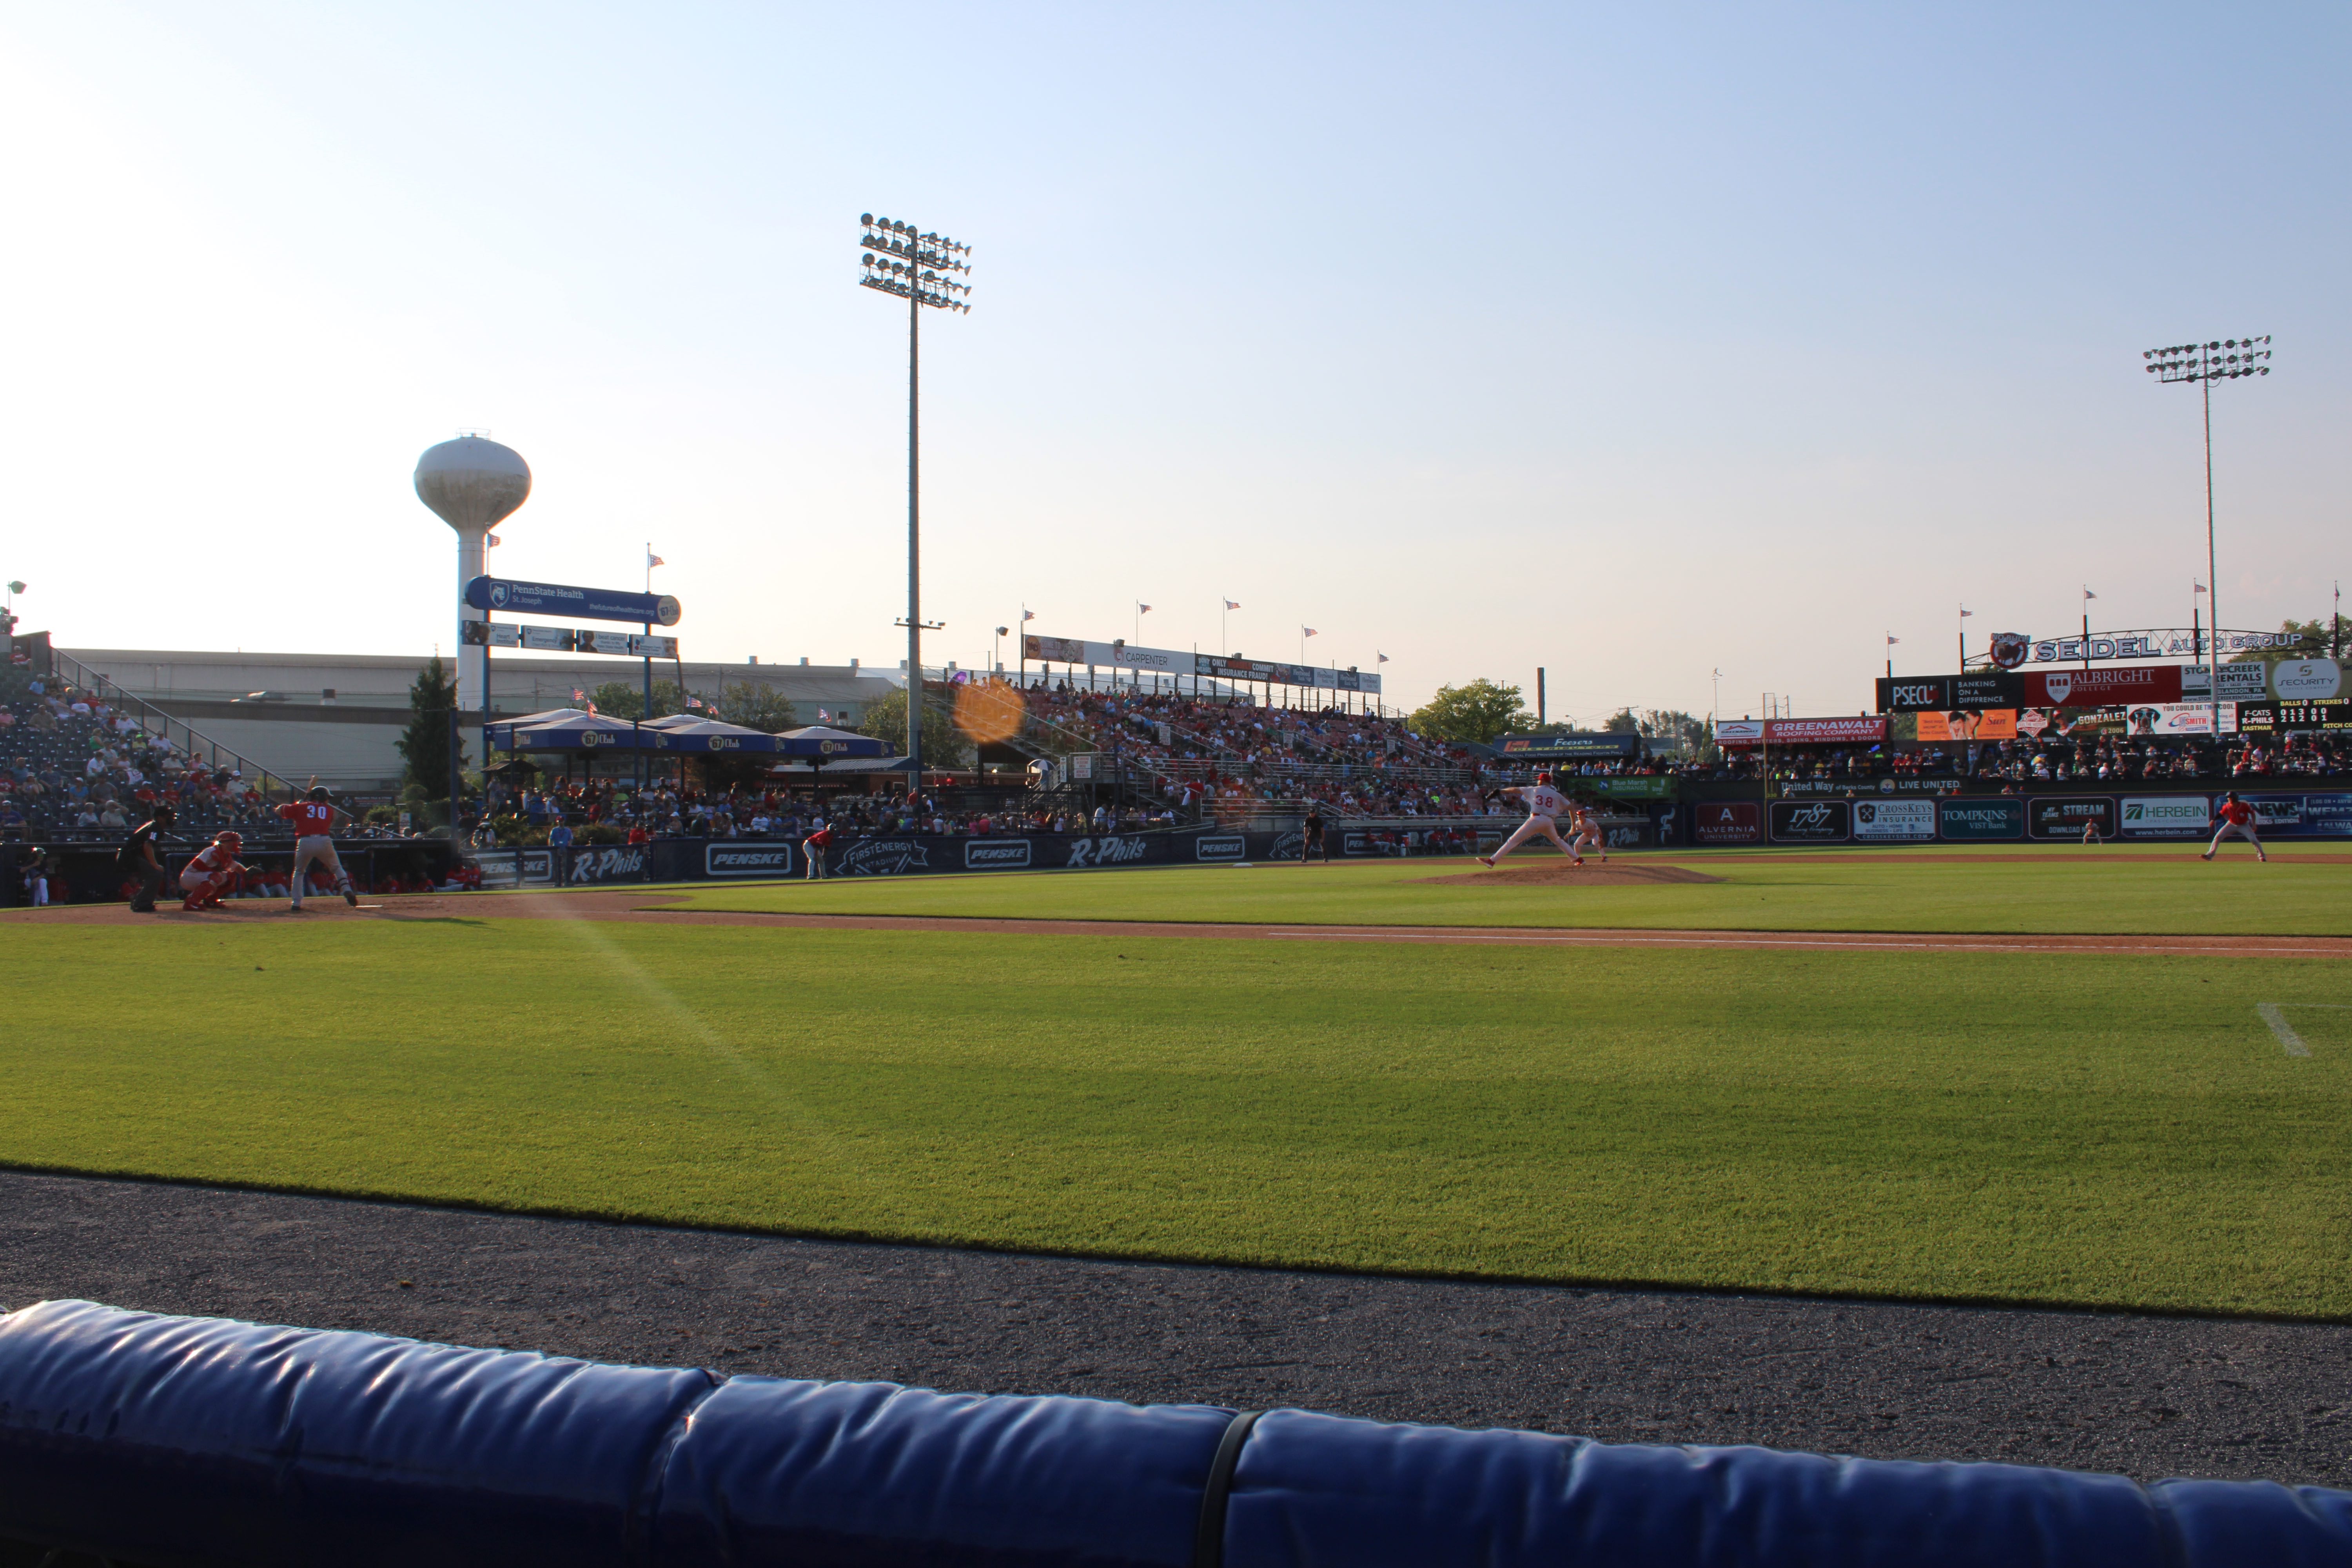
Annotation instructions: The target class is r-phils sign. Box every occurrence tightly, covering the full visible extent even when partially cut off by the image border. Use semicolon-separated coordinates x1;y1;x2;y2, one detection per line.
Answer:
465;577;682;627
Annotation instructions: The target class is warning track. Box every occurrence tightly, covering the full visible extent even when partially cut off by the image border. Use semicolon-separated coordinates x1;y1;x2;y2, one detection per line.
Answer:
9;890;2348;958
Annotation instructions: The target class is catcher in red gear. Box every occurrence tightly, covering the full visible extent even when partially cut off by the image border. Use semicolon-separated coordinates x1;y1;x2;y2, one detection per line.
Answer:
178;831;250;911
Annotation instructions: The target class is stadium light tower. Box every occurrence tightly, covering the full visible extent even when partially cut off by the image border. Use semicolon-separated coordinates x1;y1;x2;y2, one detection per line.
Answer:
2144;336;2270;742
859;212;973;790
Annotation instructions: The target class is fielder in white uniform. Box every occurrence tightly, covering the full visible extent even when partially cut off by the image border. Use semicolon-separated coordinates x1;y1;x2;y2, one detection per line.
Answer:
1568;804;1608;863
1478;772;1583;867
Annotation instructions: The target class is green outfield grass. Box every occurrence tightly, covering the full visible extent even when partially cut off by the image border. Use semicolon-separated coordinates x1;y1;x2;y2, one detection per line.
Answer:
11;915;2352;1317
657;845;2347;935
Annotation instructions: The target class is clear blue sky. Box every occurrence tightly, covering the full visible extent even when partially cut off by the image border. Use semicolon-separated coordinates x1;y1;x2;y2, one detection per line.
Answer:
2;3;2344;721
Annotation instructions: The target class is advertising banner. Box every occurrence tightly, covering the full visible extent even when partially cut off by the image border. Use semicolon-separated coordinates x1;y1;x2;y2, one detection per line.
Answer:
1187;652;1379;693
521;625;575;652
2118;797;2211;839
563;846;651;885
1851;799;1936;841
1770;717;1884;745
2180;663;2272;700
963;840;1033;870
2269;659;2346;701
2304;793;2352;835
1694;801;1762;845
1589;776;1676;800
1719;718;1886;746
2120;702;2234;737
1194;834;1249;861
465;576;681;627
1916;710;2018;742
706;844;795;877
2244;796;2304;832
1769;799;1850;842
469;848;556;885
2029;796;2115;839
1877;674;2023;711
1025;635;1192;676
2021;666;2181;708
1497;733;1641;759
1939;799;2025;840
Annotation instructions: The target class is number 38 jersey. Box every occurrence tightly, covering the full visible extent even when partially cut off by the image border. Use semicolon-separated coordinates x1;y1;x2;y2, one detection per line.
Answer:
1521;785;1570;818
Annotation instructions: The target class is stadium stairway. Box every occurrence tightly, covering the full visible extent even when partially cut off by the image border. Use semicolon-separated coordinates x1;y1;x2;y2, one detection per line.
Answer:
1;1299;2346;1567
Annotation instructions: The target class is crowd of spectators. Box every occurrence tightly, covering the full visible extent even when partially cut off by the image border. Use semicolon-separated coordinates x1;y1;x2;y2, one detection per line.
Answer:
1688;731;2352;788
0;677;278;843
479;775;1183;846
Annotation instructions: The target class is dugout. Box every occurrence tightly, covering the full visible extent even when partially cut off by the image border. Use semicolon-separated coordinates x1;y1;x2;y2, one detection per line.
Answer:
8;837;456;906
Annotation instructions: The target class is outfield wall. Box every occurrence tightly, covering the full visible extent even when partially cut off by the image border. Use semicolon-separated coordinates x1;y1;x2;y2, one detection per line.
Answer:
1;1299;2344;1568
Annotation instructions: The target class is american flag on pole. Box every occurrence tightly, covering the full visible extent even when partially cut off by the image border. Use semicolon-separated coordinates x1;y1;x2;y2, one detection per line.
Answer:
1302;626;1318;637
1224;599;1240;610
648;551;665;568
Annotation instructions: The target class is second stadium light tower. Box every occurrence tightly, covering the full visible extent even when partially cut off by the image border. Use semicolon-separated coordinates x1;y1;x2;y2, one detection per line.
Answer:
2145;335;2270;739
860;212;973;791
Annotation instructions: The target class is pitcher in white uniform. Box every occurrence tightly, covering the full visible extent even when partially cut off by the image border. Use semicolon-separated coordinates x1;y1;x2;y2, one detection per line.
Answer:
1477;772;1583;867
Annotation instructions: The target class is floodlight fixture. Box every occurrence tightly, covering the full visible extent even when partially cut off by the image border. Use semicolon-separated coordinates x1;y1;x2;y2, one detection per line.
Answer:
859;209;976;785
2143;331;2275;740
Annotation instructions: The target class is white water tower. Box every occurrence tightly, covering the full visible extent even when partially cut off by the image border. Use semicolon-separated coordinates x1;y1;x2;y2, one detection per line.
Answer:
414;434;531;711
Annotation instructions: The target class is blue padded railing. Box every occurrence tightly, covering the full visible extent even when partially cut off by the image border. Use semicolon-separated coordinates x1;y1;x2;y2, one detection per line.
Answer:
1;1299;2348;1567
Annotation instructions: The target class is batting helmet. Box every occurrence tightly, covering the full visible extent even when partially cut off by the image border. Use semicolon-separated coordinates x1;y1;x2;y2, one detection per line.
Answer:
308;785;330;802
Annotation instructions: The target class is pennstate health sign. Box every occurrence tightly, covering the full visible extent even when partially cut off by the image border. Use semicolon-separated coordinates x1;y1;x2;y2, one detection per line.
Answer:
465;576;682;627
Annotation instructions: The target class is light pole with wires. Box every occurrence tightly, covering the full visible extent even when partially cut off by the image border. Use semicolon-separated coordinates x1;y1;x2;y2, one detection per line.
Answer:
2145;335;2271;748
860;212;973;792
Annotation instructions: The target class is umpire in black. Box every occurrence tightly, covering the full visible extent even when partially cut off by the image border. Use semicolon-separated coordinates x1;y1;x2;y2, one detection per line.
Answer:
1301;805;1329;863
119;805;174;912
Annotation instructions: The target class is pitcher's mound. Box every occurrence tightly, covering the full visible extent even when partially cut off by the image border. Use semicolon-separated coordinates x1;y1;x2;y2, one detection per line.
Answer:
1416;861;1724;888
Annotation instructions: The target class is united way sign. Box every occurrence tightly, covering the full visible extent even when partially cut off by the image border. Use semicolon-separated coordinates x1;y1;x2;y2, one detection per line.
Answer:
464;576;682;627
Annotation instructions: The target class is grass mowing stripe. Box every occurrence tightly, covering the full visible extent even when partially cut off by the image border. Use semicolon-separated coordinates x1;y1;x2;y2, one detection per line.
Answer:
656;853;2350;935
14;919;2352;1316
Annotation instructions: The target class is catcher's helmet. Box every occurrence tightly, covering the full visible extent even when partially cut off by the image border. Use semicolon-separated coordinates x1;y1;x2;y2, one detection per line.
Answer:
308;785;330;802
215;830;242;849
